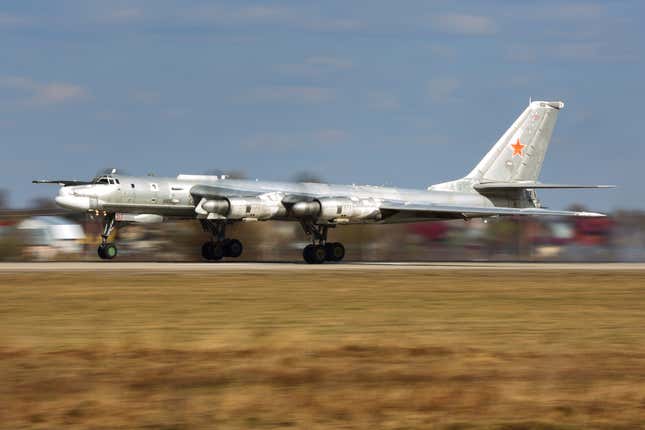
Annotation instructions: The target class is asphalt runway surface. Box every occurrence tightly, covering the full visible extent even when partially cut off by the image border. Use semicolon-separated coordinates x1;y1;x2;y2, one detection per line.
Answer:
1;261;644;272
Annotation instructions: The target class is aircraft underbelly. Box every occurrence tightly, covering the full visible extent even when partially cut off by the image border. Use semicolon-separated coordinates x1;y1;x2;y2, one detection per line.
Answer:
100;202;195;217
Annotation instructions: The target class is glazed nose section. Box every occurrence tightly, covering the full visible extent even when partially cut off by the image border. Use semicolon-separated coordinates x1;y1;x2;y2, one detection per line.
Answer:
55;186;91;210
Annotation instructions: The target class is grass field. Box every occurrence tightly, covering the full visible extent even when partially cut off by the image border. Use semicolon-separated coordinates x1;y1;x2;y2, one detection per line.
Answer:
1;269;645;429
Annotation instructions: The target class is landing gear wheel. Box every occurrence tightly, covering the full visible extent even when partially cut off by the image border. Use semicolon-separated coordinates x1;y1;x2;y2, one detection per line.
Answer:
210;243;224;261
224;239;243;258
303;244;314;263
98;243;117;260
201;241;224;261
325;242;345;262
201;241;213;260
303;244;326;264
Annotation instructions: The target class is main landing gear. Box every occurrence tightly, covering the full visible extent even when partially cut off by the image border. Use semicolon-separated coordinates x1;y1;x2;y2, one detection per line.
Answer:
200;220;243;261
98;213;118;260
300;221;345;264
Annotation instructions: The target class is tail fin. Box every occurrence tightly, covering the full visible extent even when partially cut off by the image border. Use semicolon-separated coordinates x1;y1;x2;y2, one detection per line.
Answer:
428;100;613;201
466;100;564;182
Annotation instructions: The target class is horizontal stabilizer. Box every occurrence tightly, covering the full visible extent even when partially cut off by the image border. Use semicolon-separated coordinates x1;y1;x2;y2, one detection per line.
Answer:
474;181;615;191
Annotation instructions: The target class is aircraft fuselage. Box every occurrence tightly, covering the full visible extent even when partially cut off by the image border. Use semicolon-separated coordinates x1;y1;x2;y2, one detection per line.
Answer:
56;174;520;223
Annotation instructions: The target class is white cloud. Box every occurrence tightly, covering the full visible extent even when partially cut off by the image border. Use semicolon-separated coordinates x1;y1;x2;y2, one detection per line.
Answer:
63;143;96;153
164;107;190;119
0;76;89;107
36;83;87;105
429;44;457;59
186;5;291;23
431;14;497;36
506;45;539;63
312;129;348;143
366;91;400;111
130;90;160;104
306;56;353;69
506;43;636;63
183;5;362;31
515;3;606;21
553;42;637;62
107;8;143;22
277;56;353;77
242;86;335;104
551;3;605;20
241;129;348;151
0;12;30;27
426;77;460;102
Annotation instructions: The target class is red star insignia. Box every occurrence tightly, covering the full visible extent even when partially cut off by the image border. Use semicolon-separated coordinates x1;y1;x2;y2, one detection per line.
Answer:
511;139;525;156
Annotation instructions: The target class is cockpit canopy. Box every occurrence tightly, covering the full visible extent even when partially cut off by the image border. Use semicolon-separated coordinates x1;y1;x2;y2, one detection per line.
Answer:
92;176;120;185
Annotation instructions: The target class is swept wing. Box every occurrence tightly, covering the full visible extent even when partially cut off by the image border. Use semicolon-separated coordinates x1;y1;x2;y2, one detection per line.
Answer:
379;201;605;218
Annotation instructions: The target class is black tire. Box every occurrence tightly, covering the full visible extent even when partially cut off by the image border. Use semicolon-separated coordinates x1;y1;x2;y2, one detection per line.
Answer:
225;239;243;258
303;244;314;263
325;242;345;261
310;245;327;264
97;244;106;259
210;242;225;261
201;241;214;260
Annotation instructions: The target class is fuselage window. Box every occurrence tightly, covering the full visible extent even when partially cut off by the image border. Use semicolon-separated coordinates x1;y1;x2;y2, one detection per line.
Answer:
115;179;120;184
97;178;109;184
131;184;135;188
246;205;251;213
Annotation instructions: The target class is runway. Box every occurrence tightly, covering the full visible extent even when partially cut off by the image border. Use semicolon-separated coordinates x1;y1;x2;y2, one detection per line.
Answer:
1;261;644;272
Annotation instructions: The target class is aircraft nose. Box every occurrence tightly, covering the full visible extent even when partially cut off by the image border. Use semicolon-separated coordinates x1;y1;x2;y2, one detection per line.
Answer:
55;186;91;210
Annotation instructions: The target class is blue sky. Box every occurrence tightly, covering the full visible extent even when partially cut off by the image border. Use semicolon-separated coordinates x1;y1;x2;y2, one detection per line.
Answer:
1;0;643;210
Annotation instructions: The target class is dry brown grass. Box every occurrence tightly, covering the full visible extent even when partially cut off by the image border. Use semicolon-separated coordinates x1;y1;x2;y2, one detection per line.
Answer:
1;270;645;429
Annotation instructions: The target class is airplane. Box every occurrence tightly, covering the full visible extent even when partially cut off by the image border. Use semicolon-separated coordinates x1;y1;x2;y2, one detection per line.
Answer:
34;100;613;263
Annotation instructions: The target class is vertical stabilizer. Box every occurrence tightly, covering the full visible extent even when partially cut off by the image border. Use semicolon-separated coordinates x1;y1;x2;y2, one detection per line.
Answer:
466;100;564;182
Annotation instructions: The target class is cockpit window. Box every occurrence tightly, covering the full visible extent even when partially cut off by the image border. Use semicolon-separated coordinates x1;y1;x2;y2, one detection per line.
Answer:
94;176;119;185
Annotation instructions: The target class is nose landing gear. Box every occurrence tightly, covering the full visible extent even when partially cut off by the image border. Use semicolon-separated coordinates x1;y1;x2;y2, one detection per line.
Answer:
97;213;118;260
200;221;244;261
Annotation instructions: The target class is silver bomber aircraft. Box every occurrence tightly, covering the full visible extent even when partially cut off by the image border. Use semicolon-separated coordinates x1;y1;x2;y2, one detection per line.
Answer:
35;100;613;263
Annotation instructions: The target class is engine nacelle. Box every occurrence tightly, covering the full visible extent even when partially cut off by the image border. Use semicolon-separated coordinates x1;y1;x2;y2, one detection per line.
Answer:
202;197;285;220
291;201;321;217
202;199;229;214
292;198;381;222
